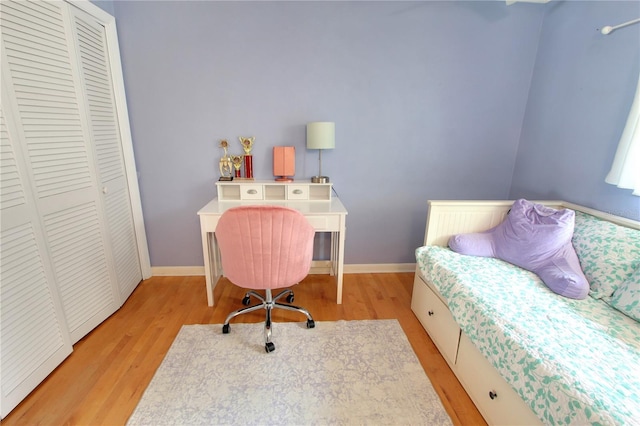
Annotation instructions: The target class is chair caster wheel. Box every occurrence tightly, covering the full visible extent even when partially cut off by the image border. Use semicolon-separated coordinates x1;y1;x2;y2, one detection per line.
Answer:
307;319;315;329
286;293;294;303
242;295;251;306
222;324;230;334
265;342;275;353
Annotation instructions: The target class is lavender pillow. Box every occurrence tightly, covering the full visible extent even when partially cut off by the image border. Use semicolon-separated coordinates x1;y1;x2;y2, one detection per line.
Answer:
448;199;589;299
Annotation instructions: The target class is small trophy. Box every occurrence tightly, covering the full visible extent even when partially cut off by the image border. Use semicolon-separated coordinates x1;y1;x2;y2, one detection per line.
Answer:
230;155;243;178
239;136;255;179
218;140;233;181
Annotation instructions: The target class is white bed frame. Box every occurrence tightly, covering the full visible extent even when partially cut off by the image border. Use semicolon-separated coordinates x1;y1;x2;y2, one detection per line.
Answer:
411;200;640;425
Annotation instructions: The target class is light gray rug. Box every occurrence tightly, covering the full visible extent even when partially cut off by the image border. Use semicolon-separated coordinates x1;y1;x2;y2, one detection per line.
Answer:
127;319;452;425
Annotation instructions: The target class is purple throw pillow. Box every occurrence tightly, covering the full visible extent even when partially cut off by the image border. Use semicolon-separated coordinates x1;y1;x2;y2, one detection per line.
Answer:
448;199;589;299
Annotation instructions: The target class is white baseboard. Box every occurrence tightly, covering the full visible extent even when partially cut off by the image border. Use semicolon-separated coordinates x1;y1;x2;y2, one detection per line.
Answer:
151;262;416;277
344;263;416;273
151;266;205;276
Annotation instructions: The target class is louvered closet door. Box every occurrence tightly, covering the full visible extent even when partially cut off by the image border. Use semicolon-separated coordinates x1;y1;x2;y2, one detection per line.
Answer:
0;102;73;417
1;0;120;344
69;6;142;301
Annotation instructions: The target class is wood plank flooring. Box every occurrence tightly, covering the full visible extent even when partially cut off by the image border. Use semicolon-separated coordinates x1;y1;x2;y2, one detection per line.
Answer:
3;273;486;426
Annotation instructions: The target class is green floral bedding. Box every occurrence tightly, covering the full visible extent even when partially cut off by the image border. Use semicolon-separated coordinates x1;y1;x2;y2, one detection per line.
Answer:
572;211;640;300
416;245;640;426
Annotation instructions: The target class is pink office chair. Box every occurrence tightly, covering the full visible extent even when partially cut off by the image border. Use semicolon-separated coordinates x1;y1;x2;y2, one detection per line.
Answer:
215;205;316;353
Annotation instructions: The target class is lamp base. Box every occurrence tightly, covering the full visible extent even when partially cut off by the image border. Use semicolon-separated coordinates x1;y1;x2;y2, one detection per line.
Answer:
311;176;329;184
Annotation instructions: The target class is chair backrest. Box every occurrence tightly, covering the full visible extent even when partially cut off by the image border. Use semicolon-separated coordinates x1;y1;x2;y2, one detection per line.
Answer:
215;205;315;290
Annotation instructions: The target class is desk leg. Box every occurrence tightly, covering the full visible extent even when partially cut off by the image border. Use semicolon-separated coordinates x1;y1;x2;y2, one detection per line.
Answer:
201;225;221;307
336;217;346;304
329;232;337;276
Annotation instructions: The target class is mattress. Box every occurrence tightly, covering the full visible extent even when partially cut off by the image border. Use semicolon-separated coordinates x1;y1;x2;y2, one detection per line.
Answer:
416;245;640;426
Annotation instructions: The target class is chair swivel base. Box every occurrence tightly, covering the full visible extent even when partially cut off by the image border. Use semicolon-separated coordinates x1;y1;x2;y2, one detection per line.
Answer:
222;288;315;353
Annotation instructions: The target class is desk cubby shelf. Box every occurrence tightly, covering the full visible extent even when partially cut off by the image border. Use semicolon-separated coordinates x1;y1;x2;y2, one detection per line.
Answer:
216;181;332;201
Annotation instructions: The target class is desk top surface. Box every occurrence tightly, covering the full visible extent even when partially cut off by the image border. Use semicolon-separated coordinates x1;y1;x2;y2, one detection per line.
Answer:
198;196;348;215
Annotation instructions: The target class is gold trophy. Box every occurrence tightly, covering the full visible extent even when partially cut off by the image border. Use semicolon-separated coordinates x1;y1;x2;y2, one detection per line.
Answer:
231;155;243;178
218;140;233;181
239;137;255;179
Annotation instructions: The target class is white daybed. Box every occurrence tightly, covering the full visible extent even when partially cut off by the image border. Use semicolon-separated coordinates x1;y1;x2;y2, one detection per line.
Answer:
411;200;640;425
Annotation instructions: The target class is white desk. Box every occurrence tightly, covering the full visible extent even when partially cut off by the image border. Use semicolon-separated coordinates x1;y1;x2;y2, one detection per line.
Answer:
197;196;348;306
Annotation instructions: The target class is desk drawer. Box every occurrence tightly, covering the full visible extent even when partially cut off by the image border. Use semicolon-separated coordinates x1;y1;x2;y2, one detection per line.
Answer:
239;185;264;200
287;185;308;200
306;215;340;231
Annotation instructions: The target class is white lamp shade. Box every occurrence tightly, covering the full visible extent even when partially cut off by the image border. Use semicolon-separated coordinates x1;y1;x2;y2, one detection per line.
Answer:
306;122;335;150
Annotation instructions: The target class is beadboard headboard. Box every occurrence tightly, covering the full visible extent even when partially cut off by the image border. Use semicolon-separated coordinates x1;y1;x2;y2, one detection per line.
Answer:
423;200;640;247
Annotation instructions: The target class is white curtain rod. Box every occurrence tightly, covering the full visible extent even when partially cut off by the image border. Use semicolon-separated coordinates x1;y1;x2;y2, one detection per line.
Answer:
601;18;640;35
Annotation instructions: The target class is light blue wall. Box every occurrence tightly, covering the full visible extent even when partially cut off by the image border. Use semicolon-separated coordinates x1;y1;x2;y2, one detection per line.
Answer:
112;1;546;266
511;0;640;220
90;0;114;16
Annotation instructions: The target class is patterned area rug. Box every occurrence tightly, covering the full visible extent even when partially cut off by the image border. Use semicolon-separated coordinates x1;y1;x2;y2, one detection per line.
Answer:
127;319;452;425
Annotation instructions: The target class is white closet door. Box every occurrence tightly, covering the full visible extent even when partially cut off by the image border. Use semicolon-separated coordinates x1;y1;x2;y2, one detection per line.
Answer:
1;0;119;343
1;0;149;417
0;102;73;418
69;6;142;301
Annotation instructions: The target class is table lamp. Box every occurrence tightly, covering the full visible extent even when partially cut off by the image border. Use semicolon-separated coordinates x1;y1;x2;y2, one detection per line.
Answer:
306;122;335;183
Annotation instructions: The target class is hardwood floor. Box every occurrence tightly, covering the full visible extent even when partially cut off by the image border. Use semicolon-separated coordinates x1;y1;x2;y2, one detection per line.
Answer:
3;273;486;426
